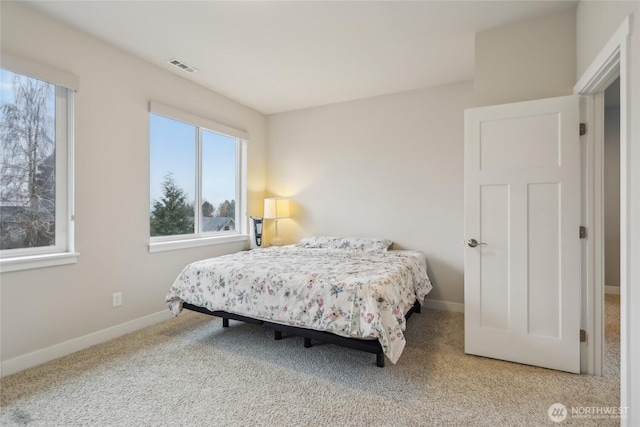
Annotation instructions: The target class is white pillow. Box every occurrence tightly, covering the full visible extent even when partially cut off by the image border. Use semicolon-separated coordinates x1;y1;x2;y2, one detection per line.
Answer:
297;236;392;252
335;237;393;252
296;236;340;248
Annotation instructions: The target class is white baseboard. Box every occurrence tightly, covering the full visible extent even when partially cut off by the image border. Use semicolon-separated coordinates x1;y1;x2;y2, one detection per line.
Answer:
605;285;621;295
424;299;464;313
1;310;173;378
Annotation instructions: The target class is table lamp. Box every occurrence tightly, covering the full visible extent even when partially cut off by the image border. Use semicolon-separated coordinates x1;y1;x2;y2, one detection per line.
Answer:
263;198;290;246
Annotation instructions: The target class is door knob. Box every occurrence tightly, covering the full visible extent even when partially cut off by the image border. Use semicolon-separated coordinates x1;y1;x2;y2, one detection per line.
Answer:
467;238;487;248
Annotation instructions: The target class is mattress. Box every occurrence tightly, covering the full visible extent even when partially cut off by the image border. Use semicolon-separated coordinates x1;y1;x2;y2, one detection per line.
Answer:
166;244;432;363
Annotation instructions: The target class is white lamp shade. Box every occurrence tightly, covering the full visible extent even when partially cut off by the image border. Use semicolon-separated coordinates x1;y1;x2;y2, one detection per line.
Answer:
264;198;290;219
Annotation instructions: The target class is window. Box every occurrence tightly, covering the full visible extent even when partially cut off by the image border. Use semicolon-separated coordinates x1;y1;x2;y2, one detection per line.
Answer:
148;102;247;252
0;54;77;272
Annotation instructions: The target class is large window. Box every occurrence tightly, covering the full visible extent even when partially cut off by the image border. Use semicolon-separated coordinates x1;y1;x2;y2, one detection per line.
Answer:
149;102;247;252
0;55;76;272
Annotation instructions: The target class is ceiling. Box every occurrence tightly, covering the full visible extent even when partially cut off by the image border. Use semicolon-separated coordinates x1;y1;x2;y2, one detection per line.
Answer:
25;1;578;115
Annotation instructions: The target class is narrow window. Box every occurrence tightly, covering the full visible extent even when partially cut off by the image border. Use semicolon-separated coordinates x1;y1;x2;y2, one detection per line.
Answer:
149;115;196;237
0;60;76;271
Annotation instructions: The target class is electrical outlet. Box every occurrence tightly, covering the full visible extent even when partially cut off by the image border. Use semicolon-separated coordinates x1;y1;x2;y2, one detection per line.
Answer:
112;292;122;307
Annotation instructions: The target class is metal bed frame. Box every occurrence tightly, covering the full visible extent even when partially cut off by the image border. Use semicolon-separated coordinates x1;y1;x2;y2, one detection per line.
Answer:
182;301;421;367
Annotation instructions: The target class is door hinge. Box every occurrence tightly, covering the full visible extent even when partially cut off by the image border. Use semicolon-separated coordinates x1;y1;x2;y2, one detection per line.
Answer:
579;226;587;239
580;329;586;342
580;123;586;136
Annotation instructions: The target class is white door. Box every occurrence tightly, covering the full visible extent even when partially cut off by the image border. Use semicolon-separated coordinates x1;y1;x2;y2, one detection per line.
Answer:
464;95;581;373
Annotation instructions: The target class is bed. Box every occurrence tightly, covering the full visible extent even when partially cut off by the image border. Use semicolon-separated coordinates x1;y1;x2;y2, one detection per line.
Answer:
166;236;433;366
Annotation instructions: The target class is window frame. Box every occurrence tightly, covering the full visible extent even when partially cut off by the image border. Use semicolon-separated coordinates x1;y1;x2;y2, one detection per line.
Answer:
0;54;78;273
148;102;248;253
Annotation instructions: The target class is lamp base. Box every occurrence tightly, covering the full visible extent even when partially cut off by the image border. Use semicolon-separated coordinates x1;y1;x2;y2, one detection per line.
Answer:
269;237;284;246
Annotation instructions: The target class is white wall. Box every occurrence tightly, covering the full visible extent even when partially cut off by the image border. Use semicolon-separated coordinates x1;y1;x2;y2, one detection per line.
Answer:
267;82;474;305
576;1;639;79
266;8;580;309
474;8;576;107
0;2;267;367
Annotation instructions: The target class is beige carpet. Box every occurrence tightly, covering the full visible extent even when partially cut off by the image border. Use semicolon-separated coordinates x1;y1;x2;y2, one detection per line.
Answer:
1;295;620;426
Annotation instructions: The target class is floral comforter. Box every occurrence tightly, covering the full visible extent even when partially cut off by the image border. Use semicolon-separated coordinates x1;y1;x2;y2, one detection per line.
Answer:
166;246;432;363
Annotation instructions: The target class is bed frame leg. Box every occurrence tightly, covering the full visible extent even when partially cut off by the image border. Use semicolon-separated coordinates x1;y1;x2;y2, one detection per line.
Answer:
304;338;312;348
222;318;229;328
376;353;385;367
274;331;283;340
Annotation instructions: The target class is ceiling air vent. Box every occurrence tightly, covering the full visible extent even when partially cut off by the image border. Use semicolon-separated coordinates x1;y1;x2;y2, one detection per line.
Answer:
167;58;198;73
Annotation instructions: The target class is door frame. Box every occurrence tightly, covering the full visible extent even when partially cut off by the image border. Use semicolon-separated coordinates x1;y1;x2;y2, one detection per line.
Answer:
574;12;629;395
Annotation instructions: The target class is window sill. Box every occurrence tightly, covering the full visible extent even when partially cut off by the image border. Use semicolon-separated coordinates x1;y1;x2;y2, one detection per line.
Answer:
0;252;79;273
149;234;249;253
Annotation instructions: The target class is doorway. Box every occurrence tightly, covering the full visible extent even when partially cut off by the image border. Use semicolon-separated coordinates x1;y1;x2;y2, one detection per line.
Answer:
603;77;621;380
573;15;640;426
573;15;629;412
